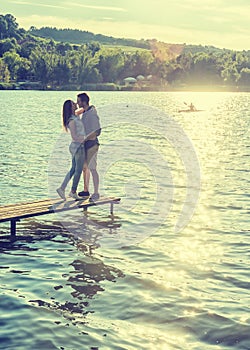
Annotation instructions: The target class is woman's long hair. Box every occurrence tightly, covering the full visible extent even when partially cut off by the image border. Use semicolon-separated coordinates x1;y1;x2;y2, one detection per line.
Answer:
62;100;73;131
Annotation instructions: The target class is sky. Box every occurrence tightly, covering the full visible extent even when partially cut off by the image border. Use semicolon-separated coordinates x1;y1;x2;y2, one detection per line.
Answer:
1;0;250;51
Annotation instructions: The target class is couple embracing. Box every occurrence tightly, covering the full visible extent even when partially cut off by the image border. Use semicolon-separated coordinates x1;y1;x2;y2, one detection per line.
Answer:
57;92;101;202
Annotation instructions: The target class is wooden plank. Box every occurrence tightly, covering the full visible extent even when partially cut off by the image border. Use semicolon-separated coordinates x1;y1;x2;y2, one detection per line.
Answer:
0;197;120;216
0;199;66;215
1;199;61;211
0;198;59;213
0;197;121;223
0;201;61;220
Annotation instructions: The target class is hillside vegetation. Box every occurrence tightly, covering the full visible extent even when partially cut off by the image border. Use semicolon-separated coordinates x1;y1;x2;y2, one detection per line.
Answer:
1;13;250;91
29;26;151;49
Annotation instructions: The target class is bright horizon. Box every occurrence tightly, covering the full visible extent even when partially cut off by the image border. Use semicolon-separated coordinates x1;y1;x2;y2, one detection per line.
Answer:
1;0;250;51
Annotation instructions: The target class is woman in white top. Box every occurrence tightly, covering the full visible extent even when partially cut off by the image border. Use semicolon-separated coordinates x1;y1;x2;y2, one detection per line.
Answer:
57;100;85;200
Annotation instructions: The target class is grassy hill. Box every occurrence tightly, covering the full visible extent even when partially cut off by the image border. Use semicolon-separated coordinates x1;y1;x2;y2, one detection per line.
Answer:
28;26;238;57
28;26;151;50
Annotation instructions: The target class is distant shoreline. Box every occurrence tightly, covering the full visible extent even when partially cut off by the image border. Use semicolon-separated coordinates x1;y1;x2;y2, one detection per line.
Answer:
1;82;250;92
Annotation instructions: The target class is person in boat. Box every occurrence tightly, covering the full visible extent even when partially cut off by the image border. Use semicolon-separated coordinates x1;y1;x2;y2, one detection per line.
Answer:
57;100;86;200
189;102;196;111
77;92;101;202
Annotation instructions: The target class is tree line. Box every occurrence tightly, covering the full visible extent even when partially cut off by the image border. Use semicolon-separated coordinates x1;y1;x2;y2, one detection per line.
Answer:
29;26;150;49
0;13;250;90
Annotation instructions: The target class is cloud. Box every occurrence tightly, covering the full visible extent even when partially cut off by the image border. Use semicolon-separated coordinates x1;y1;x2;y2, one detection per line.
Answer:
223;5;250;20
18;15;74;29
102;17;115;21
10;0;67;9
63;2;127;12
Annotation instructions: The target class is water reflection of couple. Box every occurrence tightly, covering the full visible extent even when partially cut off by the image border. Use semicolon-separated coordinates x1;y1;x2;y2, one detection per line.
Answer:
68;254;124;300
57;93;101;202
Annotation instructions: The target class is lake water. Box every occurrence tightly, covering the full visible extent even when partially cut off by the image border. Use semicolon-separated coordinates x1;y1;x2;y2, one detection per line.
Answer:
0;91;249;349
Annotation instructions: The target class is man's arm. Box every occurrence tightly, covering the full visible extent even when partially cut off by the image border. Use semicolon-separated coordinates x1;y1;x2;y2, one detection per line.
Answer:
85;131;97;141
85;112;101;140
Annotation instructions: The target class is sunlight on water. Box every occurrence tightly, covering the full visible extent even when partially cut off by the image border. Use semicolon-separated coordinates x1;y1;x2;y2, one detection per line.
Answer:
0;91;250;349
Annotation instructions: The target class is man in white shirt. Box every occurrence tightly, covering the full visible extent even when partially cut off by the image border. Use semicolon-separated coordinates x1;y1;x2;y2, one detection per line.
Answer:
77;92;101;202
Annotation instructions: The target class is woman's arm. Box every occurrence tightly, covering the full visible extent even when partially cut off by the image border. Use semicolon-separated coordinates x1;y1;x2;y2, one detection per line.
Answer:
68;120;85;143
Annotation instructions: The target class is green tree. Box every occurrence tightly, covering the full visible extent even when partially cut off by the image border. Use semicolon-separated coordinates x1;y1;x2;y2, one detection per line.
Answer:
77;46;100;84
149;58;169;84
175;52;193;82
234;52;250;71
221;64;240;84
190;52;222;84
0;16;8;40
237;68;250;85
119;51;153;79
56;42;72;56
97;49;125;82
165;63;183;84
2;51;23;79
51;59;70;85
0;38;20;56
86;41;101;57
65;50;81;82
29;48;51;87
19;38;38;58
0;14;24;40
132;50;154;76
16;57;31;81
0;58;10;82
84;67;102;83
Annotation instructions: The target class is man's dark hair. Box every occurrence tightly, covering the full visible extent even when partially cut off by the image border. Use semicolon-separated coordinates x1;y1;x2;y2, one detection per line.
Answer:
77;92;89;104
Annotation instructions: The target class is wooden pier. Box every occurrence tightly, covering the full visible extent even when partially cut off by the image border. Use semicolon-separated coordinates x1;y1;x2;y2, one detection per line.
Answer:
0;196;121;237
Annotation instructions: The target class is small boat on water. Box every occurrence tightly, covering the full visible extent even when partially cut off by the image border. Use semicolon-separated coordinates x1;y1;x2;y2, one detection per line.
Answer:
178;109;204;113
